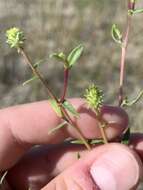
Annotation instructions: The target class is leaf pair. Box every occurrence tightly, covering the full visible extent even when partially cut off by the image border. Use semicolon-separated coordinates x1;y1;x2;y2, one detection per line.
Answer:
48;99;79;134
50;44;84;69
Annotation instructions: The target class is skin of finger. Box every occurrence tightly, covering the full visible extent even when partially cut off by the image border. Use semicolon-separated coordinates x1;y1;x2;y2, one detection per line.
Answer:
41;143;143;190
130;133;143;162
0;98;128;171
6;143;89;190
6;139;143;190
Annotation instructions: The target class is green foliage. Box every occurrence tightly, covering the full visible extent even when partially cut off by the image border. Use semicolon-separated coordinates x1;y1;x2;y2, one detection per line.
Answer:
49;99;62;117
62;100;79;117
49;52;66;63
6;27;25;50
67;44;84;68
50;44;84;69
23;76;38;86
111;24;122;45
84;84;104;114
48;121;67;134
121;90;143;107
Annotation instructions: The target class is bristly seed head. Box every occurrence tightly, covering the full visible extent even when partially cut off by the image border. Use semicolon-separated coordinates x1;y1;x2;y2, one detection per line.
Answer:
6;27;25;50
84;84;104;114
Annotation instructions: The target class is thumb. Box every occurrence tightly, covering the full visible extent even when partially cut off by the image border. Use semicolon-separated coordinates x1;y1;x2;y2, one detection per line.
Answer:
43;143;143;190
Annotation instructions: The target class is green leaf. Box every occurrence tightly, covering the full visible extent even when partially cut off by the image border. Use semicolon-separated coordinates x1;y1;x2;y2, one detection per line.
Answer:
33;59;48;68
67;44;84;68
50;52;66;62
71;139;85;144
111;24;122;44
48;121;67;134
22;76;38;86
121;128;130;145
49;99;62;117
121;90;143;107
90;139;104;145
133;9;143;14
62;100;79;117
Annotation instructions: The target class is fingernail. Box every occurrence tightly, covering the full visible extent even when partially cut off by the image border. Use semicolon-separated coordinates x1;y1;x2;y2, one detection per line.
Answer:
90;147;139;190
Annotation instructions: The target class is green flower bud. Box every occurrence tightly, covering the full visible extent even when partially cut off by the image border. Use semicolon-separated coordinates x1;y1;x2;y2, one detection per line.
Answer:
6;27;25;50
84;84;104;114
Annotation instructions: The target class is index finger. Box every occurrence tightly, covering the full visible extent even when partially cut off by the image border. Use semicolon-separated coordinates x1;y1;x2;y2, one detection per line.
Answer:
0;98;128;171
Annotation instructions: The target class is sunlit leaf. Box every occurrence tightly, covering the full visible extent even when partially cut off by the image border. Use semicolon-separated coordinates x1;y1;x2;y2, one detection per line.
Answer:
111;24;122;44
22;76;38;86
121;90;143;107
67;44;84;68
71;139;85;144
48;121;67;134
62;100;79;117
50;52;66;62
90;139;104;144
49;99;62;117
133;8;143;14
33;59;48;68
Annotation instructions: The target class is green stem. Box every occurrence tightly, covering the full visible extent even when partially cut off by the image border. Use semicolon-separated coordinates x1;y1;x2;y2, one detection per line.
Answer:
19;48;58;102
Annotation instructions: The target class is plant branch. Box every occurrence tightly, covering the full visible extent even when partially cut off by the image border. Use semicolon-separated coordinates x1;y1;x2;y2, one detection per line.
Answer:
19;48;91;150
60;106;91;150
118;14;132;106
60;68;69;102
19;48;58;102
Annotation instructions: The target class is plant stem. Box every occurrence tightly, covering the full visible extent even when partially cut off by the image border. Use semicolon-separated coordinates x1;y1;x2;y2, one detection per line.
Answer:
61;106;91;150
99;123;108;144
19;48;58;102
60;68;69;102
118;14;132;106
19;48;91;150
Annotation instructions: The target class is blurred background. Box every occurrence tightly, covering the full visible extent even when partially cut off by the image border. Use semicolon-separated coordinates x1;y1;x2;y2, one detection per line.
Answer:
0;1;143;135
0;0;143;188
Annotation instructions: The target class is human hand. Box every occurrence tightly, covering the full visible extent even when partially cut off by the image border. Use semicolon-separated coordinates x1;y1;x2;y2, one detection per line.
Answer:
0;98;143;190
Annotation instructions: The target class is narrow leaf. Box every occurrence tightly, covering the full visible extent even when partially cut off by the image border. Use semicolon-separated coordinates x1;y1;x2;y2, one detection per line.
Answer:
71;139;85;144
23;76;38;86
49;99;62;117
50;52;66;62
67;44;84;68
62;100;79;117
48;121;67;134
111;24;122;44
33;59;48;68
90;139;104;145
133;9;143;14
121;90;143;107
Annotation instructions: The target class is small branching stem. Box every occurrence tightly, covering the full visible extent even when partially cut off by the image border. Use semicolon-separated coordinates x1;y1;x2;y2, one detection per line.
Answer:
60;68;69;102
19;48;91;150
99;123;108;144
19;48;58;102
61;107;91;150
119;15;132;106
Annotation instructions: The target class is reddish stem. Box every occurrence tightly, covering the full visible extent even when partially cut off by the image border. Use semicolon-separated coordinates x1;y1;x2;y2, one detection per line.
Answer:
60;68;69;102
118;15;132;106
